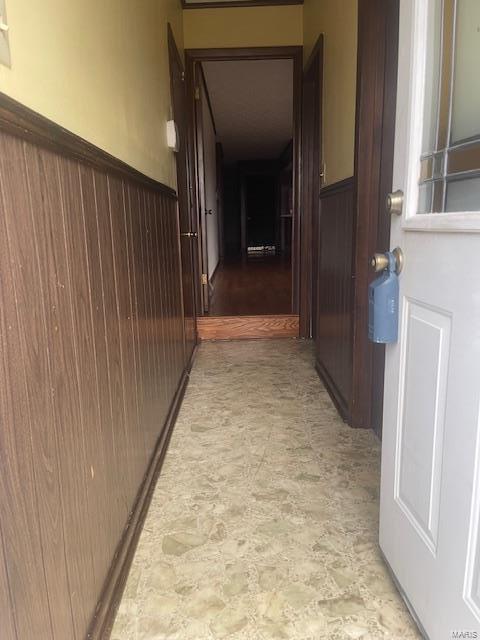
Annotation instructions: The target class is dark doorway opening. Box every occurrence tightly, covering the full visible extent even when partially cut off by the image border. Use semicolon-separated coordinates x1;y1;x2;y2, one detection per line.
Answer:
185;47;302;323
245;174;276;250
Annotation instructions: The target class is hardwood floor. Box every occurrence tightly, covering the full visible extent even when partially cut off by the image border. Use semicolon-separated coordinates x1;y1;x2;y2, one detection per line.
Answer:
208;255;292;316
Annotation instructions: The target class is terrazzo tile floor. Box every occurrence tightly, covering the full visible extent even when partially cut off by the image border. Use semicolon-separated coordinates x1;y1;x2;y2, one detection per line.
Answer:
111;339;421;640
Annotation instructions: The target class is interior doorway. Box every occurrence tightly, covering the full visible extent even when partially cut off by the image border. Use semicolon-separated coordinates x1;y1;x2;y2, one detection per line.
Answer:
186;47;302;334
167;25;198;363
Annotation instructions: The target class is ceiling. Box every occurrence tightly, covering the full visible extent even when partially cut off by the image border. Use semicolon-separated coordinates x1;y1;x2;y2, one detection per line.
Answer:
202;59;293;164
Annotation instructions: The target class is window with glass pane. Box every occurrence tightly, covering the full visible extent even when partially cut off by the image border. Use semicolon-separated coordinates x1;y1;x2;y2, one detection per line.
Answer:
418;0;480;214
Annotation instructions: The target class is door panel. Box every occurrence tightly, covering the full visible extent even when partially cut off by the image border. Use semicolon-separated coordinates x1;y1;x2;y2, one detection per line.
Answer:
168;27;197;361
380;1;480;636
466;472;480;619
396;300;450;553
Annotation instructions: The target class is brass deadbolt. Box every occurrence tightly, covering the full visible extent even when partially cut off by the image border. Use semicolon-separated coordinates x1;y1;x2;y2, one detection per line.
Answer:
386;190;404;216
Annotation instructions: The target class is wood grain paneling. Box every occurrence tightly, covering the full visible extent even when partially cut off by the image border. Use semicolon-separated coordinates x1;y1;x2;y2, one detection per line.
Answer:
198;314;299;340
0;135;55;640
315;178;355;422
0;94;190;640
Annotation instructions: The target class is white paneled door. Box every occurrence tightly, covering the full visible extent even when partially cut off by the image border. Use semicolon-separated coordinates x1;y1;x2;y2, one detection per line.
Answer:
380;1;480;638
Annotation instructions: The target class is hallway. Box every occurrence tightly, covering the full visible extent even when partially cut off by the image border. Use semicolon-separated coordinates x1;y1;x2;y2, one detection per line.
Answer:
209;257;292;316
111;340;419;639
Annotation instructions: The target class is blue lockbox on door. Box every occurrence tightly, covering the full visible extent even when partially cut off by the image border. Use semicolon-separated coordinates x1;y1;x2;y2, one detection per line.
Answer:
368;252;399;344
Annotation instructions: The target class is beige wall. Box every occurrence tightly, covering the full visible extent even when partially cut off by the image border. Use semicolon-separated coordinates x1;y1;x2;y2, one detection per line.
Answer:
303;0;358;185
0;0;183;186
183;5;303;49
0;1;357;187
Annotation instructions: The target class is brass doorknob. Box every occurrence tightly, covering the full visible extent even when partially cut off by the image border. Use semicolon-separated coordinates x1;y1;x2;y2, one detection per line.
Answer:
371;253;389;272
386;190;404;216
371;247;404;274
181;231;198;238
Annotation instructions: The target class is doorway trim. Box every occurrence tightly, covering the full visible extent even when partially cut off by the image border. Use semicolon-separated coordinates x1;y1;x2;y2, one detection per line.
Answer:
167;23;199;358
300;35;324;339
185;46;303;318
351;0;400;430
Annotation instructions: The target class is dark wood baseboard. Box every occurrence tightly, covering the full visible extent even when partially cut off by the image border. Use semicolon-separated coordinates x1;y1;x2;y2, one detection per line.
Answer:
87;360;193;639
198;314;299;340
315;359;351;424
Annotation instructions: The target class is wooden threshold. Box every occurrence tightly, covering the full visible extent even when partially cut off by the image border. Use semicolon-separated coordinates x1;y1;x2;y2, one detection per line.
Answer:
198;314;299;341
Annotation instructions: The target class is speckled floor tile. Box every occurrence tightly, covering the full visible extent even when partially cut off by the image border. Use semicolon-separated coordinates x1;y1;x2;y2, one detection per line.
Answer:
111;339;421;640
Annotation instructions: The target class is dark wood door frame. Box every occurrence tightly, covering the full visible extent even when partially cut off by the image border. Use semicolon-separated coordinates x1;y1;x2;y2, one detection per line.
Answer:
192;65;212;313
300;36;324;339
351;0;400;431
185;46;303;317
167;24;199;354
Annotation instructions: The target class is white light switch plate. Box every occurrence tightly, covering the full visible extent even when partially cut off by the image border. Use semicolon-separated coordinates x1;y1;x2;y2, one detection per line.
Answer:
0;0;11;68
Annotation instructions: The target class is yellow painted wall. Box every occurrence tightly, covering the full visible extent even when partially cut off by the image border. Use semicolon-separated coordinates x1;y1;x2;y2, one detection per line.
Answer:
0;0;183;186
183;5;303;49
303;0;358;185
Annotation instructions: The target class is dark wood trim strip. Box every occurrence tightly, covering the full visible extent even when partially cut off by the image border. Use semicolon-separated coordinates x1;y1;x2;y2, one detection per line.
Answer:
303;33;324;73
320;176;355;198
0;92;177;198
300;36;323;338
315;359;351;424
182;0;303;8
86;354;195;639
185;46;303;61
167;23;184;83
198;64;218;136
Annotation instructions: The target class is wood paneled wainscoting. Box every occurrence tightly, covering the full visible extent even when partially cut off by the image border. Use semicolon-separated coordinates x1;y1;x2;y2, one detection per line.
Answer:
0;95;193;640
315;177;355;422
